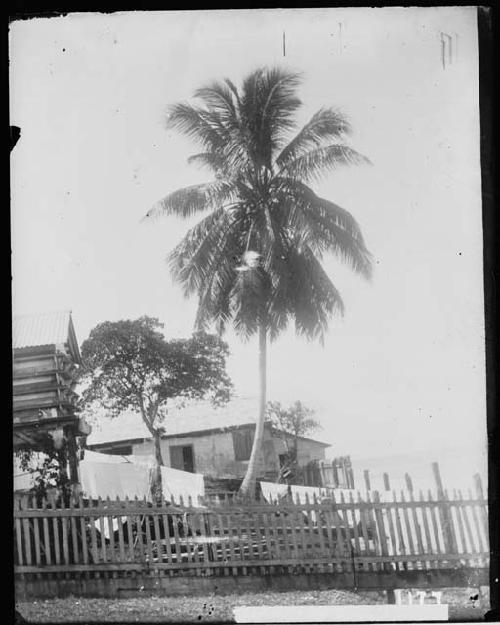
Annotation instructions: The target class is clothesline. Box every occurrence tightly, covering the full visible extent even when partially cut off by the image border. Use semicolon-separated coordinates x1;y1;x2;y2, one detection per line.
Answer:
79;449;205;504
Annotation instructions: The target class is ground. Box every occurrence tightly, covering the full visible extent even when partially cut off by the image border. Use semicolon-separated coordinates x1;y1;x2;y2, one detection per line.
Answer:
17;587;489;622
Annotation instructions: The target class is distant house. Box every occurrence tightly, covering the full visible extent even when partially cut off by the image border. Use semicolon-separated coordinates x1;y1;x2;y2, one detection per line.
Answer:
12;311;90;484
86;397;330;481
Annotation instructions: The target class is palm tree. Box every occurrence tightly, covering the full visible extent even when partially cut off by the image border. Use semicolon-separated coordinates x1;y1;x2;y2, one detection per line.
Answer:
145;67;372;497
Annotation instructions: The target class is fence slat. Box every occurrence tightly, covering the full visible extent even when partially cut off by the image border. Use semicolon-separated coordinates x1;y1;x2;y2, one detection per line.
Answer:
408;490;425;566
459;489;477;563
20;496;33;567
88;498;99;566
473;476;489;550
296;495;309;564
69;497;80;565
348;492;362;566
373;491;390;572
330;494;345;572
169;507;182;565
400;491;416;566
143;509;154;568
313;494;327;566
383;493;398;563
214;509;227;573
357;491;374;570
116;497;126;563
97;498;107;563
267;504;281;563
262;508;273;564
418;490;434;569
230;510;244;572
444;489;459;555
41;497;51;566
428;490;444;567
160;509;173;569
30;496;42;566
124;498;134;563
392;491;407;569
134;499;146;564
454;490;469;562
468;488;485;555
61;509;70;566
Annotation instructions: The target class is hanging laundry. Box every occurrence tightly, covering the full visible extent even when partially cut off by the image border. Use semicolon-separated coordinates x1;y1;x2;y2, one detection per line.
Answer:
160;465;205;505
79;460;152;500
125;454;157;469
82;450;129;464
259;481;289;503
290;484;327;503
93;516;128;540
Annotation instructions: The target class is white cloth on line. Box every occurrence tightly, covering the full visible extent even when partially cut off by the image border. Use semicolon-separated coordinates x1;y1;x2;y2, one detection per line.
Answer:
124;454;157;469
93;516;128;540
79;460;152;500
160;465;205;505
290;484;327;503
83;449;157;468
259;481;289;503
83;450;129;464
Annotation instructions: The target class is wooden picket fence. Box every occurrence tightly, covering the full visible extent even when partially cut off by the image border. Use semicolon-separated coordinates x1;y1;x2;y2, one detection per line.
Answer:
14;487;489;583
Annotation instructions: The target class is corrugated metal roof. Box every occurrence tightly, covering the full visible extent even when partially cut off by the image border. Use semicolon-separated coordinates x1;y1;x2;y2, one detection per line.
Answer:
86;396;330;448
12;311;81;362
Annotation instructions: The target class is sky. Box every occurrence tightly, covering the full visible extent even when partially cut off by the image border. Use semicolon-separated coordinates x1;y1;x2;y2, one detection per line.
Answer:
10;8;487;486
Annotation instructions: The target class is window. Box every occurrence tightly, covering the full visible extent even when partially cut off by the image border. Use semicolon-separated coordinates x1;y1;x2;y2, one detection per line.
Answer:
232;428;254;461
169;445;195;472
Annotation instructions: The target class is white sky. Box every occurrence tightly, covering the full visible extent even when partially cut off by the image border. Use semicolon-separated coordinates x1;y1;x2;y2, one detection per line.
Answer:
10;8;487;483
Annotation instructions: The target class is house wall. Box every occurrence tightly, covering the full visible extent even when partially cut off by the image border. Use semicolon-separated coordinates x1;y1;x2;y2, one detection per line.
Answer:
130;427;326;479
272;435;327;465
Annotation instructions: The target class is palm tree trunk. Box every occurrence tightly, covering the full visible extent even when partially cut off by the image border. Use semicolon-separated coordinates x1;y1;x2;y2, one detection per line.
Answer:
239;322;267;498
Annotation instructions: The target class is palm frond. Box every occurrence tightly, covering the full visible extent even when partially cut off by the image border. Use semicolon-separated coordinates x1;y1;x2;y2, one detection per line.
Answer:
168;207;235;294
144;181;236;220
230;266;272;340
240;67;302;167
279;144;371;183
194;82;238;122
286;246;345;343
275;108;352;169
272;178;373;279
186;152;229;177
167;102;226;153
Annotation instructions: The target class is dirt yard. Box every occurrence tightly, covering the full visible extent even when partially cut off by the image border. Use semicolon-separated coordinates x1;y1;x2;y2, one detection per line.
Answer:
16;586;489;622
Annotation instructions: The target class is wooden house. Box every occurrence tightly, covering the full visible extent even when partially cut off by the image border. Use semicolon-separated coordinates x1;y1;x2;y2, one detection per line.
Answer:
12;311;89;483
86;397;330;482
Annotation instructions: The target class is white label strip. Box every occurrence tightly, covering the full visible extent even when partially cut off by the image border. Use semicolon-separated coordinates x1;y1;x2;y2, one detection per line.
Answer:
233;604;449;623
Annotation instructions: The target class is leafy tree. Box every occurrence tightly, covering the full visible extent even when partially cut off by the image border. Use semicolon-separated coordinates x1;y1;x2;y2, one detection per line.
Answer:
79;316;232;490
146;67;372;496
14;434;73;504
266;400;321;482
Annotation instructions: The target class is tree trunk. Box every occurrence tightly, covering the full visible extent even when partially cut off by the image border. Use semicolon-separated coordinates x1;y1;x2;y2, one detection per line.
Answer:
239;323;267;498
152;430;164;501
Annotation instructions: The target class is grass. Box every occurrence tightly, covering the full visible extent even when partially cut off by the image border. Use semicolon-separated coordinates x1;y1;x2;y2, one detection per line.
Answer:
16;586;490;622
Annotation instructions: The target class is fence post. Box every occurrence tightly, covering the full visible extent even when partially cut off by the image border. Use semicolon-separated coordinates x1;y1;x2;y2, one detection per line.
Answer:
473;473;484;499
347;465;355;490
473;473;489;543
333;461;339;488
432;462;454;554
404;473;413;493
383;473;391;491
363;470;371;492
